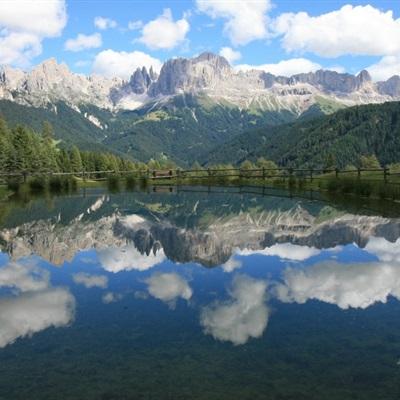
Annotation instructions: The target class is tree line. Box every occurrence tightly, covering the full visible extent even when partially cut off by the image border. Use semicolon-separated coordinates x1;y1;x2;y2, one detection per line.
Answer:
0;118;179;175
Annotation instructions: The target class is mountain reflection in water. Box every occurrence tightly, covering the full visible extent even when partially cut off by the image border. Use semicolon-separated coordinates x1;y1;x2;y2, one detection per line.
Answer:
1;187;400;400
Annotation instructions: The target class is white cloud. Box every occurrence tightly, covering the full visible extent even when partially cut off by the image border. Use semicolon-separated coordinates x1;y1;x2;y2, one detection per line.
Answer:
0;262;49;293
274;5;400;58
274;260;400;310
0;32;42;66
365;237;400;262
145;272;192;306
64;33;102;52
236;58;321;77
138;9;189;50
128;20;143;30
0;288;75;348
0;0;67;66
196;0;271;46
94;16;117;30
367;56;400;81
219;47;241;64
221;256;242;273
102;292;123;304
92;49;162;79
0;261;75;348
97;244;165;272
238;243;320;261
72;272;108;289
200;275;269;345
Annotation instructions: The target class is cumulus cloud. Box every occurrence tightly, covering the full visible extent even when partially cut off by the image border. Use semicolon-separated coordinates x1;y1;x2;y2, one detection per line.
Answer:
236;58;321;77
200;275;269;345
145;272;192;306
274;260;400;309
0;0;67;66
64;33;102;52
94;16;117;30
0;261;75;348
0;262;49;293
97;244;165;272
219;47;241;64
138;8;189;50
92;49;162;79
72;272;108;289
367;56;400;81
238;243;320;261
196;0;271;46
0;288;75;348
365;237;400;262
274;5;400;58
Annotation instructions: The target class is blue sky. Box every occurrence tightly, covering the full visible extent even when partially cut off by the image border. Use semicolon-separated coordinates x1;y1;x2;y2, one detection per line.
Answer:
0;0;399;80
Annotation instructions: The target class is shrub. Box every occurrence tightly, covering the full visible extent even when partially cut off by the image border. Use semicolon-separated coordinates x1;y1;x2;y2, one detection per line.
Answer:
29;177;47;192
125;175;137;191
107;175;121;193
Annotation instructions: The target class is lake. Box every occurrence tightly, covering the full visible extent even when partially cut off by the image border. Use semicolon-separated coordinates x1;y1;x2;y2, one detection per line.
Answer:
1;185;400;399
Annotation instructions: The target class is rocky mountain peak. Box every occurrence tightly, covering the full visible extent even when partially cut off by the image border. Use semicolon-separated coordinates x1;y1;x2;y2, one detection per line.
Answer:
377;75;400;97
193;51;231;69
357;69;372;84
129;66;152;94
149;52;232;96
0;52;400;114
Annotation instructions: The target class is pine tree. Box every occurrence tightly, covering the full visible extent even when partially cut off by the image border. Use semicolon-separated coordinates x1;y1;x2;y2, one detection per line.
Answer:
42;121;54;142
70;145;83;172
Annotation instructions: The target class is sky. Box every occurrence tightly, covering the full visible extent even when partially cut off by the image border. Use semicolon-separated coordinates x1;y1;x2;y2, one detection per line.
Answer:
0;0;400;81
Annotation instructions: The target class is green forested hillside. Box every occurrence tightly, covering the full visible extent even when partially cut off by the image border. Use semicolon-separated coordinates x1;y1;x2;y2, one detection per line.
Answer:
0;100;108;151
3;96;398;169
0;117;137;174
205;101;400;168
0;94;299;166
102;93;298;165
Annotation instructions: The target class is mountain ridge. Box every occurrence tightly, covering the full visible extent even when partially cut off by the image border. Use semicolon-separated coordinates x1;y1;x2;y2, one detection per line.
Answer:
1;52;400;116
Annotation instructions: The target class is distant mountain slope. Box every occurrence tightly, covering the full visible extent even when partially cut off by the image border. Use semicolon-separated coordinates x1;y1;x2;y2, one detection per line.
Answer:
0;94;298;165
205;101;400;168
0;100;108;151
102;93;298;165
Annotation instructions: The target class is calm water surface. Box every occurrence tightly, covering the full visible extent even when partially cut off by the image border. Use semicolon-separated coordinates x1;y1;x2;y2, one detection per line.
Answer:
1;186;400;399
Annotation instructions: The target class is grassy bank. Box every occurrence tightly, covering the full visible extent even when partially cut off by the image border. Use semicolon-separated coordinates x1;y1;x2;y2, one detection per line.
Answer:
0;186;11;201
3;170;400;203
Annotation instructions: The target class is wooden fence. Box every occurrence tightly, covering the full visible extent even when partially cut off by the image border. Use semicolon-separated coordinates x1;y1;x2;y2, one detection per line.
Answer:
0;166;399;183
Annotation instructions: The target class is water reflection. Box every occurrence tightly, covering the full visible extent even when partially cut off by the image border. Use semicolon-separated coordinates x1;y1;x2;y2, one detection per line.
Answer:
0;261;75;348
1;188;400;398
145;272;192;307
200;275;269;345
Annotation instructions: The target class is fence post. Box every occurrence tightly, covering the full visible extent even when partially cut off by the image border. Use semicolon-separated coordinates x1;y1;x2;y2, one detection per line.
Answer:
310;168;313;181
335;168;339;179
384;167;389;183
262;167;265;179
357;168;361;179
22;171;27;183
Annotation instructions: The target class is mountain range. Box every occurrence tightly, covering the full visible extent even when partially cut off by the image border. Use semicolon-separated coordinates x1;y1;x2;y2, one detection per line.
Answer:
2;191;399;267
1;52;400;166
